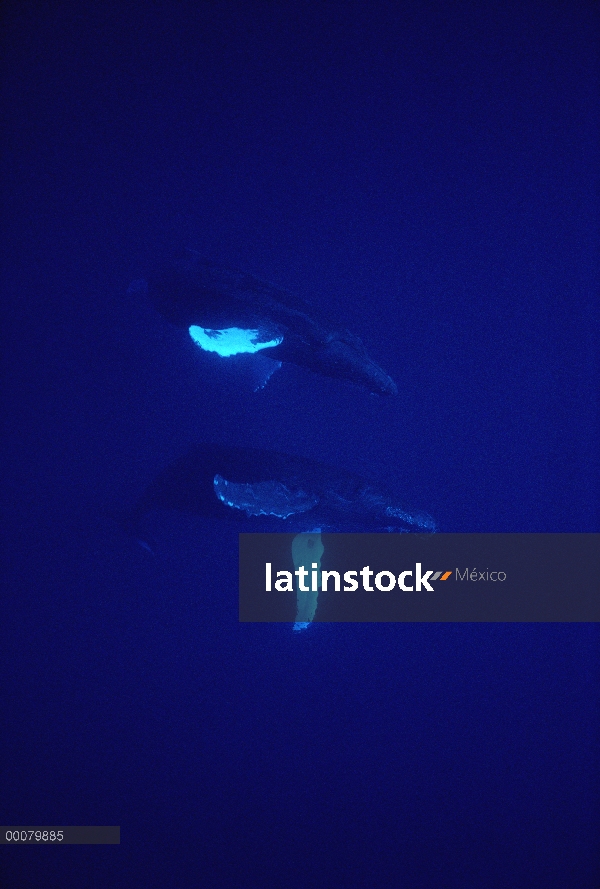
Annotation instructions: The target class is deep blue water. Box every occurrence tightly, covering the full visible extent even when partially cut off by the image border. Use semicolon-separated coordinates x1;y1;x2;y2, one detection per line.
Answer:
1;2;598;887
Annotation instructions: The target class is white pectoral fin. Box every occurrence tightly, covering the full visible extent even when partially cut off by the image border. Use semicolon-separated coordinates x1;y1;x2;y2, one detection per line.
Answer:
187;325;284;391
214;477;318;519
291;532;324;629
294;589;319;625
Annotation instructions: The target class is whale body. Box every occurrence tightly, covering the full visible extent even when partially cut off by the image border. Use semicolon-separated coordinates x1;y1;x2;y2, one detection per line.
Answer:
110;442;435;543
141;252;398;396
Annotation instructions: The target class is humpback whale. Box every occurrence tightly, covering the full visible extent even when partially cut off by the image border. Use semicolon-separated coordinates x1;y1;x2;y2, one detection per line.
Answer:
136;251;398;395
109;443;434;630
111;442;435;541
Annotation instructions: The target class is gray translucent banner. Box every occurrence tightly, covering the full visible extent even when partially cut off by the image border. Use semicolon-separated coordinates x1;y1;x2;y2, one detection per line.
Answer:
1;827;120;844
239;533;600;622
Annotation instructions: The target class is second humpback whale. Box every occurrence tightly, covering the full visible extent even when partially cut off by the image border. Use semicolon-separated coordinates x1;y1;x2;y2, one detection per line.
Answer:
111;442;435;540
109;443;435;629
134;251;398;395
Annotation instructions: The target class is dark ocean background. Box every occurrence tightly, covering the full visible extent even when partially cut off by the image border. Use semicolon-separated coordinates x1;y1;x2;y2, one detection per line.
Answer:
1;2;598;887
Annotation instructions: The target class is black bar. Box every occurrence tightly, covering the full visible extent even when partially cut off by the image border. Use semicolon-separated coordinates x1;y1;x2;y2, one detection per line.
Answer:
0;827;120;845
240;533;600;622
